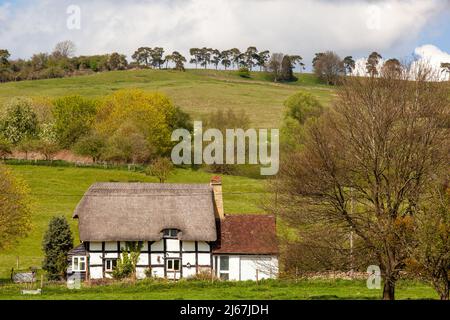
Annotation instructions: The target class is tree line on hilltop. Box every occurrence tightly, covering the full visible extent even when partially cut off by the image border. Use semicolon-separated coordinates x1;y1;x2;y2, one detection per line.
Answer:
1;41;450;85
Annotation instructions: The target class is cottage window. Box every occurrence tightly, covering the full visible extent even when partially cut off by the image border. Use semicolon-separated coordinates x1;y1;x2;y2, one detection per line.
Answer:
105;259;117;272
218;256;229;280
72;256;86;272
163;229;179;238
166;258;181;271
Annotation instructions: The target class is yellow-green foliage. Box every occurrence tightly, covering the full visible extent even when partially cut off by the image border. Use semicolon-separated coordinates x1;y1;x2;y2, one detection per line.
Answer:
0;164;33;250
96;89;177;156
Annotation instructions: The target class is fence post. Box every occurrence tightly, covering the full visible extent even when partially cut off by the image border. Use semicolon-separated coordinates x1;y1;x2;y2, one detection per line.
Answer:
256;269;259;285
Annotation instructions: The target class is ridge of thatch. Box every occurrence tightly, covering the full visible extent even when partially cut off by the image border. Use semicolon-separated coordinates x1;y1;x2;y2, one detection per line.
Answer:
73;182;217;242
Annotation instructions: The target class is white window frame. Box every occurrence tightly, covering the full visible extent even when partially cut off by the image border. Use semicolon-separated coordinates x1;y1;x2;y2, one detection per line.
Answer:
72;256;86;272
104;258;117;272
218;256;230;280
166;258;181;271
163;229;179;238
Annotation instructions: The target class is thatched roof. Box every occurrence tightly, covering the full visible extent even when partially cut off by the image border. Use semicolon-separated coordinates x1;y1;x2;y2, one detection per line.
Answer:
73;183;217;242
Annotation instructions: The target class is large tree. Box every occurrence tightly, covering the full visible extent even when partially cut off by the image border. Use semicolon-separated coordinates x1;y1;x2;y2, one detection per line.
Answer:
220;50;232;70
0;164;32;251
42;216;73;280
0;49;11;82
312;51;344;85
244;46;258;71
107;52;128;70
199;47;212;69
267;53;284;82
255;50;270;71
407;178;450;300
366;51;382;76
0;49;10;67
150;47;165;69
280;55;296;81
189;48;202;69
95;89;181;157
441;62;450;79
211;49;222;70
0;98;39;145
132;47;152;67
382;58;402;77
289;55;304;72
53;40;76;59
270;63;449;300
52;95;97;148
343;56;355;75
171;51;186;71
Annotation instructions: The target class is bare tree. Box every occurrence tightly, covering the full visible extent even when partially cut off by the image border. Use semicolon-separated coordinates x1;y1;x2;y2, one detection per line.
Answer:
382;58;402;77
53;40;76;58
269;63;450;300
312;51;344;85
145;157;173;183
267;53;284;82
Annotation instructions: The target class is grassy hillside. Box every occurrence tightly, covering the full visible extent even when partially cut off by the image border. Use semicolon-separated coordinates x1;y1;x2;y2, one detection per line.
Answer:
0;164;266;279
0;69;335;128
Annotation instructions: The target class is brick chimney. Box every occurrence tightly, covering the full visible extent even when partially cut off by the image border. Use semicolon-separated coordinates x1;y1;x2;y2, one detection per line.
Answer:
210;176;224;220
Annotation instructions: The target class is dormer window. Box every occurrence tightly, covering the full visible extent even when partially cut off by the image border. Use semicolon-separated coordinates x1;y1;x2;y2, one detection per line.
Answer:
163;229;179;238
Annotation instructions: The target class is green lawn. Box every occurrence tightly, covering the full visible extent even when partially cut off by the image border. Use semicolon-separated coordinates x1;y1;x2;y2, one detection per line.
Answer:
0;69;335;128
0;164;266;279
0;279;438;300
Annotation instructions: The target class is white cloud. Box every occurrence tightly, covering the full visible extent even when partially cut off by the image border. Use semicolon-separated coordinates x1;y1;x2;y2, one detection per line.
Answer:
351;44;450;80
414;44;450;67
0;0;449;68
413;44;450;80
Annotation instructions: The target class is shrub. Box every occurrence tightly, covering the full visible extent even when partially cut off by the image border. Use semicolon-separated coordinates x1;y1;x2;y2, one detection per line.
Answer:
187;269;216;281
283;92;323;125
112;242;143;280
112;251;134;280
237;67;250;78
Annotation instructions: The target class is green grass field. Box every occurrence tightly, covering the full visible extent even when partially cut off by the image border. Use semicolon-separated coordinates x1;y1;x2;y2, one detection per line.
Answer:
0;279;437;300
0;164;266;279
0;69;335;128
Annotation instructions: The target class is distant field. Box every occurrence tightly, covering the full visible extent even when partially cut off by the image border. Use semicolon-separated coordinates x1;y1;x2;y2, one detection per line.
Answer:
0;164;266;279
0;69;335;128
0;279;437;300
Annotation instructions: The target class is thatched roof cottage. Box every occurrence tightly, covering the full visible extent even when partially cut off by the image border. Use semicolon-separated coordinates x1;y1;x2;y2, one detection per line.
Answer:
68;176;278;281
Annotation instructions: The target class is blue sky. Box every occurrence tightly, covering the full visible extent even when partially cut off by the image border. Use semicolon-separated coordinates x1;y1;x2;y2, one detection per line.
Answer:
1;0;450;70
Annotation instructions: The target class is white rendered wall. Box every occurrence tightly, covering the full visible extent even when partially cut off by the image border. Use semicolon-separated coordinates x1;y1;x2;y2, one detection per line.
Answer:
216;255;278;281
